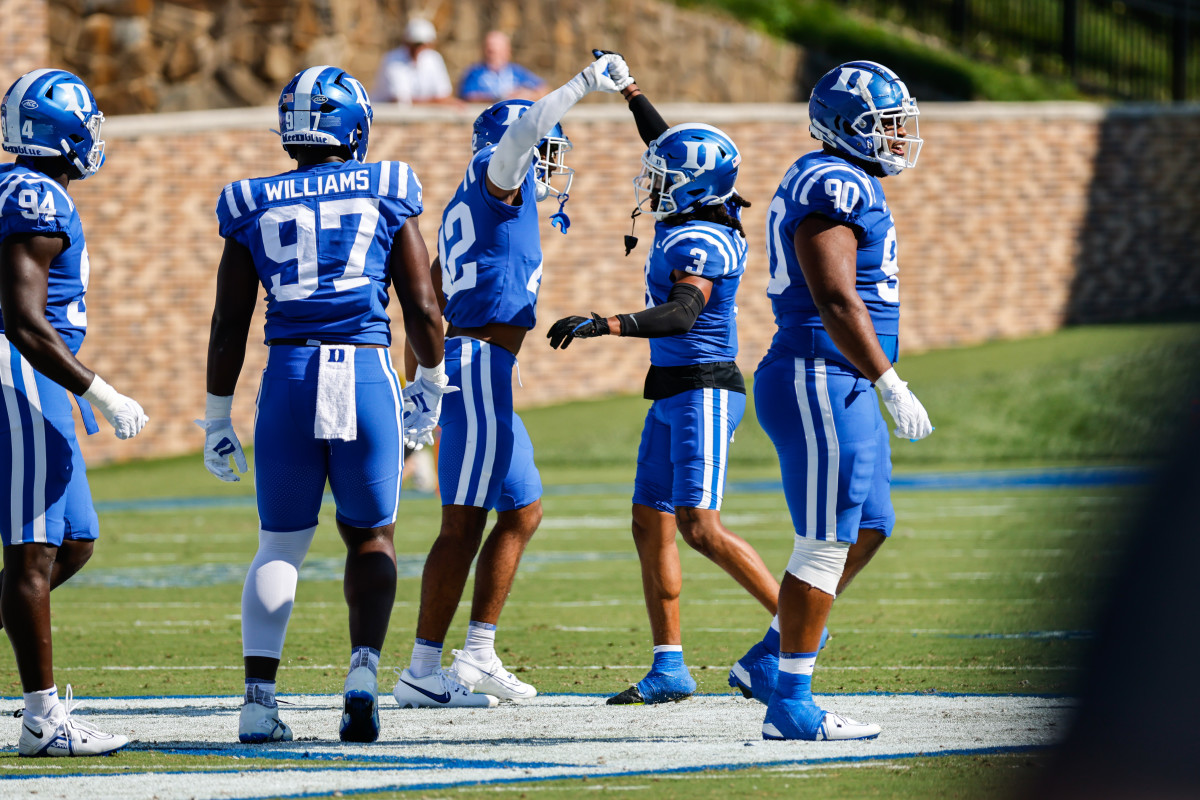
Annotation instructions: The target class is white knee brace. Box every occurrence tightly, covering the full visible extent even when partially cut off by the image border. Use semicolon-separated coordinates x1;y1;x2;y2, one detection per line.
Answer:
785;537;850;597
241;526;316;659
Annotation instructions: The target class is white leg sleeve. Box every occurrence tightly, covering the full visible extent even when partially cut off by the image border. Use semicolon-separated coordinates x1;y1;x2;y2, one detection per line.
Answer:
241;526;316;659
785;537;851;597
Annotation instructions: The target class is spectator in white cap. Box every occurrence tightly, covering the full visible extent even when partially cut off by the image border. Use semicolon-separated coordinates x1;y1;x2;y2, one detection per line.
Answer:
373;17;455;104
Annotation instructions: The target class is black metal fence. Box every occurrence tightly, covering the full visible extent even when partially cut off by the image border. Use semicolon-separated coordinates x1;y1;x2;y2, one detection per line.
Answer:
842;0;1199;100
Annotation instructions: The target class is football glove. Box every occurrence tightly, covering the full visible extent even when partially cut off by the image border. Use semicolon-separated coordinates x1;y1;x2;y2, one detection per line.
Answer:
591;49;635;91
82;375;148;440
547;312;611;350
577;53;627;94
194;394;247;481
403;363;456;450
875;368;934;441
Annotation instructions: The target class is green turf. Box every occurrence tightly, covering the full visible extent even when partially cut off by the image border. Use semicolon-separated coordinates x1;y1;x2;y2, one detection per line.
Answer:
3;321;1195;795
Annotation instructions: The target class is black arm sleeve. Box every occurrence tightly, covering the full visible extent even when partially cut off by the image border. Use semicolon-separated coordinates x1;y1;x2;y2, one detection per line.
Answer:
616;281;707;338
628;93;670;145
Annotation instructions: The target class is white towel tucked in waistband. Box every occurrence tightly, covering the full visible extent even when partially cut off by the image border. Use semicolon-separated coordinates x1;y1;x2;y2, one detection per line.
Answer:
315;344;357;441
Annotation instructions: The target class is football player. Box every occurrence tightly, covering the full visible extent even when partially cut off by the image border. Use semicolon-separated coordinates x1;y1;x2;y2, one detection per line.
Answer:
0;69;147;756
546;65;781;706
200;65;448;743
390;53;628;708
733;61;933;741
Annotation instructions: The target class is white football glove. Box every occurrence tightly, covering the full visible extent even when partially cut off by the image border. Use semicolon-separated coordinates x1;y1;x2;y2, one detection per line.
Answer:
402;361;457;450
576;53;626;94
194;394;248;482
875;368;934;441
82;375;148;440
592;49;635;91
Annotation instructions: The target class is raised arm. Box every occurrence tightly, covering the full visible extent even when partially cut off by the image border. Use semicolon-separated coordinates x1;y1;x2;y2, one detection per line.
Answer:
591;50;668;145
485;53;628;202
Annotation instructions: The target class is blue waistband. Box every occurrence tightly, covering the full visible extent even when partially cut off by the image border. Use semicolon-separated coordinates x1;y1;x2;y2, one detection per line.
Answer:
767;326;898;367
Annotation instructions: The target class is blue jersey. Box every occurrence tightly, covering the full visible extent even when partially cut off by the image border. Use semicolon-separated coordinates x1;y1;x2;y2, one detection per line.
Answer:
764;150;899;363
644;219;746;367
0;163;90;355
216;159;423;346
438;145;542;330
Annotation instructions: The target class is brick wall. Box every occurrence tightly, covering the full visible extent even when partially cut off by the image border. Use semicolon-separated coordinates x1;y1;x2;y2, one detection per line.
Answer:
63;101;1200;465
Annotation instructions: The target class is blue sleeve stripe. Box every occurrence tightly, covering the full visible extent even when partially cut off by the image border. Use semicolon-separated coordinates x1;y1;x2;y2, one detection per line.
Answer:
394;161;410;200
221;183;242;219
237;180;256;212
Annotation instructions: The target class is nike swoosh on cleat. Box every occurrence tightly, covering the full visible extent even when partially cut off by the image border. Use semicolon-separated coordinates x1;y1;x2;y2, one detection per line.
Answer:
23;725;43;739
399;679;451;704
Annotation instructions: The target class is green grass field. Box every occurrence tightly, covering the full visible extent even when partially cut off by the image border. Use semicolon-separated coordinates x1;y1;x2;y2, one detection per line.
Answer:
2;321;1197;798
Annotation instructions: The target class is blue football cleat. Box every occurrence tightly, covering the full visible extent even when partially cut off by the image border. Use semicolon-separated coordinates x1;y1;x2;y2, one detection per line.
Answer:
762;694;880;741
729;627;830;704
607;665;696;705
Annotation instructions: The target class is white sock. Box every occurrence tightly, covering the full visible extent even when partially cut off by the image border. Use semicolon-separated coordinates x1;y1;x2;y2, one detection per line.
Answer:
410;638;443;679
464;621;497;661
24;686;59;721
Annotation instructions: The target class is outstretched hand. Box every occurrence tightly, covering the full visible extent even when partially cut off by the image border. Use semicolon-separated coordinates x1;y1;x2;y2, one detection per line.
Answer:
591;49;635;91
547;312;612;350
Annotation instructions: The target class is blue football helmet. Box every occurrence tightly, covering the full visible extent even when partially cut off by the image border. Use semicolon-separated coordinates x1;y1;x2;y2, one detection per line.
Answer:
1;69;105;180
278;65;372;161
634;123;741;221
472;99;573;201
809;60;922;175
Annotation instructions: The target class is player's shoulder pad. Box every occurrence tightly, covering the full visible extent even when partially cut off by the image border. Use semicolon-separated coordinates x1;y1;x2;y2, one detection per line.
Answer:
786;155;878;224
658;221;745;280
0;168;75;237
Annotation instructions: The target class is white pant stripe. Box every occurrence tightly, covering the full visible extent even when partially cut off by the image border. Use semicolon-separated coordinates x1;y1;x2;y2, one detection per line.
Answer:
473;344;497;507
0;337;25;545
813;359;839;539
377;348;404;524
453;343;477;506
700;388;714;508
20;355;48;544
793;358;819;537
715;389;729;510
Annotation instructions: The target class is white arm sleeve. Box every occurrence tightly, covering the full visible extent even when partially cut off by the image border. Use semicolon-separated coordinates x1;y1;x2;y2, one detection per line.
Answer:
486;74;589;191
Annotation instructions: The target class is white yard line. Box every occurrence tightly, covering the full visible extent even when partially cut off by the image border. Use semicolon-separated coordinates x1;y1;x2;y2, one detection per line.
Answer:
0;694;1067;800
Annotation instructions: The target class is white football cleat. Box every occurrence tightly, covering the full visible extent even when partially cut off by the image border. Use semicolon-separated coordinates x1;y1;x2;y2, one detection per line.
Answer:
450;649;537;701
18;686;128;757
239;700;293;743
391;667;499;709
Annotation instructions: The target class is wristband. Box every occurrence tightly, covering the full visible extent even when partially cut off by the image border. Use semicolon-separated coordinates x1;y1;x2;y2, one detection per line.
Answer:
417;360;448;385
205;392;234;420
874;367;905;393
82;375;119;409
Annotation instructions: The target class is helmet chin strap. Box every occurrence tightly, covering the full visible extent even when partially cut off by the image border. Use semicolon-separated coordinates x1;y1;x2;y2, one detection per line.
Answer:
624;207;641;255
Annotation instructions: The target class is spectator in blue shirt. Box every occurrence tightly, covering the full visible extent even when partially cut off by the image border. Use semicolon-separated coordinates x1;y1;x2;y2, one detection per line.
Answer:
457;31;546;103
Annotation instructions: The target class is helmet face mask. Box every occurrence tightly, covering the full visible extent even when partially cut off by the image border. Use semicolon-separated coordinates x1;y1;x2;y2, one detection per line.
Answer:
278;65;372;161
534;133;573;201
809;60;922;176
633;123;740;221
2;69;106;180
